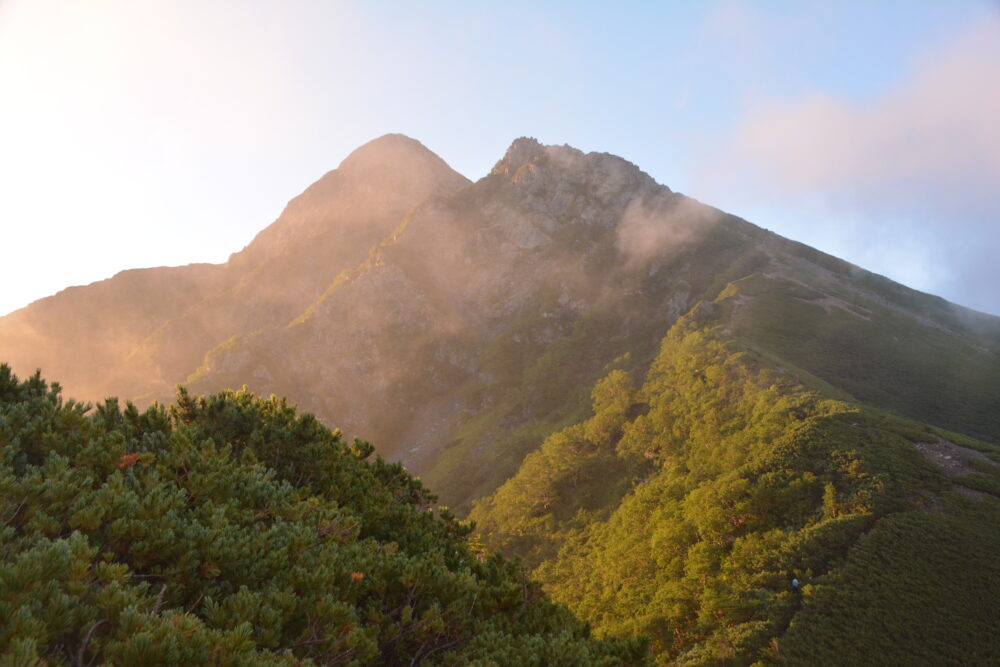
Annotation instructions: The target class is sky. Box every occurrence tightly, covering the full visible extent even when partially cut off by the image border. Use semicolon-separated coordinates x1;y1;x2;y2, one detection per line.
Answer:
1;0;999;316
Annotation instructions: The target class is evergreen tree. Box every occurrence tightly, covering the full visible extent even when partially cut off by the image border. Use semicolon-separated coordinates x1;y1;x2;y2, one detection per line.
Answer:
0;364;644;665
472;318;1000;665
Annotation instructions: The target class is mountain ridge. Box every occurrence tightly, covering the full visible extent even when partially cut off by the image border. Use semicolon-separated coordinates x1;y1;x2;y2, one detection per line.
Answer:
4;134;1000;664
2;135;998;506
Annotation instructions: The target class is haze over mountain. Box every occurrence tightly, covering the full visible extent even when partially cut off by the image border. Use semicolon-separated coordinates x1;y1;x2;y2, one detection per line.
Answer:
3;135;1000;664
0;135;465;403
3;135;998;495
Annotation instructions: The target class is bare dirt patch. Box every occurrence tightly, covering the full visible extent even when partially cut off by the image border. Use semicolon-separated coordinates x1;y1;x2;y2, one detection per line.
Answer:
722;293;753;334
913;438;996;478
794;295;871;321
913;437;998;501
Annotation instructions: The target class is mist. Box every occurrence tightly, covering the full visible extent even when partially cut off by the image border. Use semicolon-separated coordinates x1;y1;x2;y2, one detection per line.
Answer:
616;194;719;270
702;18;1000;316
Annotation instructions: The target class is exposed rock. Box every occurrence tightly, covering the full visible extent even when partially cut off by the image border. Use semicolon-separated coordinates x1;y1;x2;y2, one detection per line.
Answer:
913;438;997;478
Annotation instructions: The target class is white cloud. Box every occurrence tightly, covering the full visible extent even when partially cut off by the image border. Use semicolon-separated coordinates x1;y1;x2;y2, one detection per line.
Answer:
704;18;1000;314
733;20;1000;216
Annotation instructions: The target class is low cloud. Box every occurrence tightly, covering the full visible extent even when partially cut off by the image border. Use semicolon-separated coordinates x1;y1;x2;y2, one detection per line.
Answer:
616;194;717;269
704;18;1000;315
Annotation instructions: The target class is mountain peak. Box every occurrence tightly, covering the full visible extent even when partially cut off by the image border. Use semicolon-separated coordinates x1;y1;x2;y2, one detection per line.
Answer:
265;133;468;225
338;133;458;178
490;137;547;176
488;137;663;206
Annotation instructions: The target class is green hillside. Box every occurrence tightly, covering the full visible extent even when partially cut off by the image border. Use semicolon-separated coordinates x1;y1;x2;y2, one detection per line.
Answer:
471;312;1000;665
427;213;1000;512
0;365;643;665
719;247;1000;443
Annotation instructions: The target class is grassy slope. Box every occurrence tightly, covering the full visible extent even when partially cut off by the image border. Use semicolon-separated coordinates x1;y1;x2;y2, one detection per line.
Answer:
471;309;1000;665
780;497;1000;665
436;214;1000;513
720;269;1000;444
422;215;776;512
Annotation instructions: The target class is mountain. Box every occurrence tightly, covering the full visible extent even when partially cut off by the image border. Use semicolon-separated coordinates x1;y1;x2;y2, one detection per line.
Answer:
0;134;468;403
3;135;998;507
3;135;1000;664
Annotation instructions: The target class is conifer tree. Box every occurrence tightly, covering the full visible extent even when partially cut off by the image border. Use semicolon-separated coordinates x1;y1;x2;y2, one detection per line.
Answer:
0;364;644;665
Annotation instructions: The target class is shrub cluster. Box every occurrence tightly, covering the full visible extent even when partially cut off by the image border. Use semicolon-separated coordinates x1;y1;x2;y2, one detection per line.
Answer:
0;365;643;665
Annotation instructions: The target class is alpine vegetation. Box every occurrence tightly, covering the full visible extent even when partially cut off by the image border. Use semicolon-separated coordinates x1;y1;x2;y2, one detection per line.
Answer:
3;135;1000;665
0;366;643;664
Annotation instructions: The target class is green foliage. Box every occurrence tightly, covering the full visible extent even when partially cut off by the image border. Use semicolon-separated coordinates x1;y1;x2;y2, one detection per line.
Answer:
779;498;1000;665
721;273;1000;444
474;320;1000;664
952;456;1000;498
0;365;643;665
422;297;661;514
469;371;637;568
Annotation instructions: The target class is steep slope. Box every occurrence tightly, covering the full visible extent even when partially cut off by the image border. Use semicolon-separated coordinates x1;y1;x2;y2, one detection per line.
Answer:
0;134;468;402
0;263;225;401
471;314;1000;664
177;139;1000;513
182;139;758;505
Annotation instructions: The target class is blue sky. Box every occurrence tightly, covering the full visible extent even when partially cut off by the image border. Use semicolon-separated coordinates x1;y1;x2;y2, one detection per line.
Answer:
2;1;999;315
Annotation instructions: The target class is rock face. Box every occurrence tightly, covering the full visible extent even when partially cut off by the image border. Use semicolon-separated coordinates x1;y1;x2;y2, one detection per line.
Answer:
3;134;1000;509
